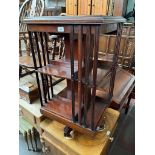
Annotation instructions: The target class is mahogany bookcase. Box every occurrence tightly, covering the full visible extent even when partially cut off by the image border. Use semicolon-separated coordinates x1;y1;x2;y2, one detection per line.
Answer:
24;16;126;137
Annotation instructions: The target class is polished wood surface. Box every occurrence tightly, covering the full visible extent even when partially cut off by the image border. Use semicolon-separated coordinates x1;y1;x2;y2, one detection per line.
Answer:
37;60;78;79
96;67;135;110
40;108;120;155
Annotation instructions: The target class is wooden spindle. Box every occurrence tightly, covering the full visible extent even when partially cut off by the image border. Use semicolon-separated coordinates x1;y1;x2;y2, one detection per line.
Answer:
34;32;42;68
40;32;50;100
28;31;43;106
40;32;46;66
77;25;83;124
91;26;99;130
44;32;50;63
83;26;91;127
53;38;57;60
70;26;75;122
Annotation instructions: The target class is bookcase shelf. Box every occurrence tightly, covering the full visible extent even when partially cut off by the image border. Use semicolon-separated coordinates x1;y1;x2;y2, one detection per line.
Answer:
37;59;78;79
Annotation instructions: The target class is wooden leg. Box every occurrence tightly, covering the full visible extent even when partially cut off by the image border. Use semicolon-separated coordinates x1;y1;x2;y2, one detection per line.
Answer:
28;129;35;151
24;131;31;151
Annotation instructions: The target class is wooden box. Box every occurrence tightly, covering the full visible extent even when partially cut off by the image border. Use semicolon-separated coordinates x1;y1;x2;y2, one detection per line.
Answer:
19;82;39;103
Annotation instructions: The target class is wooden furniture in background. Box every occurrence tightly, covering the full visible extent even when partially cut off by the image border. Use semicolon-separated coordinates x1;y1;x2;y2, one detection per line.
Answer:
99;23;135;70
96;67;135;113
99;23;135;113
19;82;39;103
19;0;44;78
66;0;78;15
66;0;128;16
66;0;110;15
40;108;120;155
24;16;125;137
113;0;128;16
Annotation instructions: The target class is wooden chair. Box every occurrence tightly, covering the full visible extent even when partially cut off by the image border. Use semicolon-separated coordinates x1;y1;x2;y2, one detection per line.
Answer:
19;0;65;78
19;0;45;78
98;24;135;114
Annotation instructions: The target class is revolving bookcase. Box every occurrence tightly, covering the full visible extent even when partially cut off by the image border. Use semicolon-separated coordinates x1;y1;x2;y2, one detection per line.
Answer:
24;16;125;137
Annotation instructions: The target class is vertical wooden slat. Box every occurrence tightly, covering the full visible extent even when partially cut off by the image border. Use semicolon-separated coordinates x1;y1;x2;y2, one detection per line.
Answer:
40;32;50;100
38;32;48;102
34;32;42;67
53;38;57;60
40;32;46;66
28;31;43;106
91;26;99;130
77;25;83;124
70;25;75;122
44;32;50;63
83;26;91;127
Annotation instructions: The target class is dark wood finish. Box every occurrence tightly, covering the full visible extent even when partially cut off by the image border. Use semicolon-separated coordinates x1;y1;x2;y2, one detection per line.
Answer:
96;67;135;111
24;16;126;24
37;60;78;79
25;16;125;137
19;83;39;103
77;25;83;124
99;24;135;70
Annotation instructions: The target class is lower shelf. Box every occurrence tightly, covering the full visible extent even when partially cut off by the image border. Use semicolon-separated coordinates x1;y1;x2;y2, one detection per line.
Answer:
40;87;111;136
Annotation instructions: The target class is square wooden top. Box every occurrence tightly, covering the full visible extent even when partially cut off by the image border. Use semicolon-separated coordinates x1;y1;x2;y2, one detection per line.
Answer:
23;16;126;25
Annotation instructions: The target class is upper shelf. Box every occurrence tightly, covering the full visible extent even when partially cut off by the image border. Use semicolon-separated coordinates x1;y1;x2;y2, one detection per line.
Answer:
37;59;78;79
23;16;126;25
